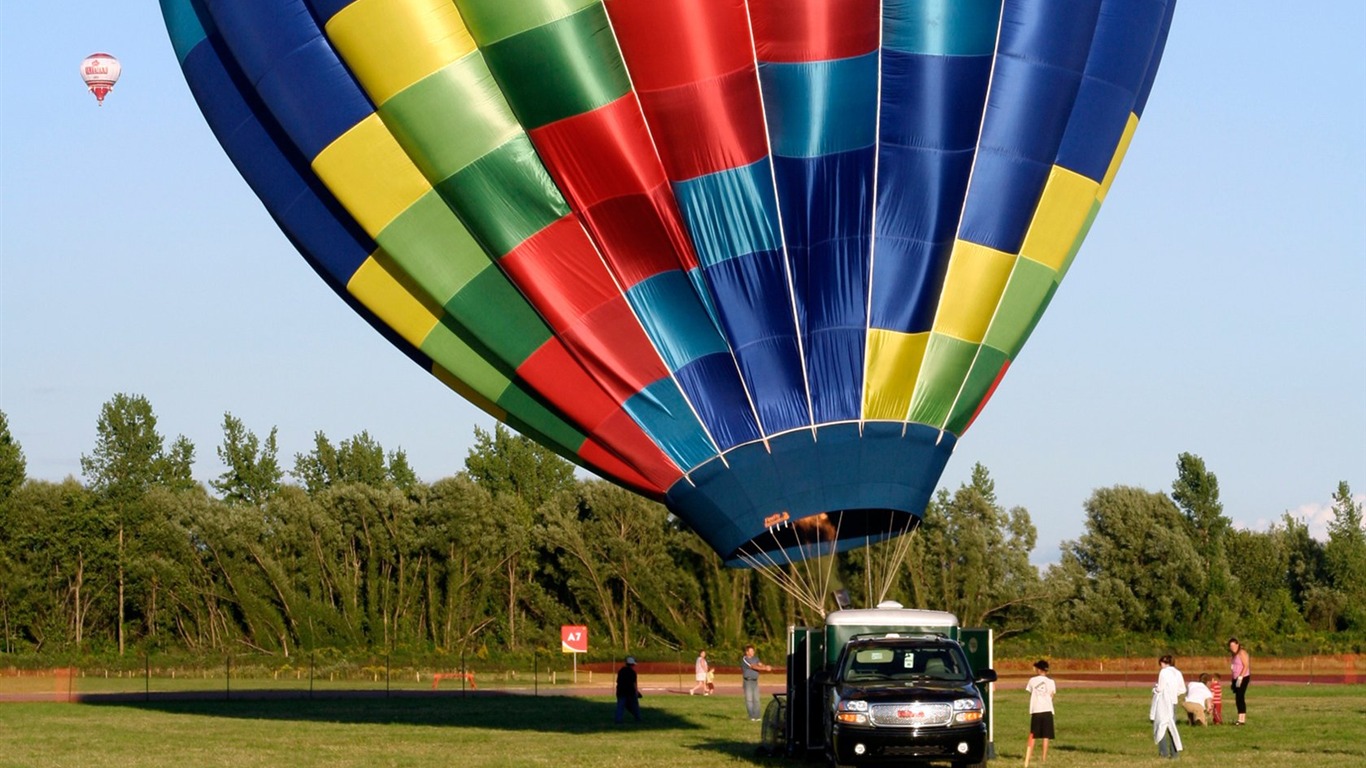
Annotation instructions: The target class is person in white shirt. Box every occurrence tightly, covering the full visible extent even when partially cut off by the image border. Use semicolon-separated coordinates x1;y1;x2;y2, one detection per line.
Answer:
1183;673;1214;725
1150;655;1185;758
1025;659;1056;767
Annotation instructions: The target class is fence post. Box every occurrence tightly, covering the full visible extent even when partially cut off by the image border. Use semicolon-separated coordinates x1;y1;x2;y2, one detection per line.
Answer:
386;651;391;698
461;649;467;698
534;648;539;697
145;652;150;702
309;653;314;698
225;655;231;700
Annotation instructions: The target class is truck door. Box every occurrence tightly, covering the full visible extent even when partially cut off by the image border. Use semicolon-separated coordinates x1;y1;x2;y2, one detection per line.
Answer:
785;626;826;754
957;627;995;759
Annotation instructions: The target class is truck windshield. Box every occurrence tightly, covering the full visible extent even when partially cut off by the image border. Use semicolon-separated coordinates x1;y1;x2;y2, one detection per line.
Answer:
842;645;970;683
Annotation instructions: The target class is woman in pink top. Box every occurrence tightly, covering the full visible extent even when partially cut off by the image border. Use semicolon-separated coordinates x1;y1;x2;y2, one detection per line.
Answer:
1228;637;1251;725
689;650;710;695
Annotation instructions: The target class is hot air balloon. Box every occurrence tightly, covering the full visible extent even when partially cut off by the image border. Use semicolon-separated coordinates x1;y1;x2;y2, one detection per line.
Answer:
81;52;121;105
159;0;1175;610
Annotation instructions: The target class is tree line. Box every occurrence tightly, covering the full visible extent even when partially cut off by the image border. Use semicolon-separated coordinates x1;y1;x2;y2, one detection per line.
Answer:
0;397;1361;662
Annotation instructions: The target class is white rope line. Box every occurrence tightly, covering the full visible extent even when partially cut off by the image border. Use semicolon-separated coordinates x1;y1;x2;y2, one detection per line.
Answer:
820;513;846;610
797;527;822;607
865;532;874;606
878;514;920;604
736;509;918;616
859;0;888;427
741;0;818;436
905;4;1008;428
738;543;825;617
869;513;896;603
773;526;824;613
597;5;771;445
880;510;912;600
763;531;819;612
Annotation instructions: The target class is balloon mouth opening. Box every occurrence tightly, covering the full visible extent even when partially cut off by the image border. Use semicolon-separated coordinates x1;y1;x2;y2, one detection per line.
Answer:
664;421;955;568
726;508;922;567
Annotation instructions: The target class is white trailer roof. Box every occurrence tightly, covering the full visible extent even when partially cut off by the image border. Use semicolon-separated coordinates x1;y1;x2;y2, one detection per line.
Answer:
824;602;958;628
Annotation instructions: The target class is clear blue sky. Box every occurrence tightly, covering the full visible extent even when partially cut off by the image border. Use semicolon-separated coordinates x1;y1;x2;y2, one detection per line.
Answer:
2;2;1362;565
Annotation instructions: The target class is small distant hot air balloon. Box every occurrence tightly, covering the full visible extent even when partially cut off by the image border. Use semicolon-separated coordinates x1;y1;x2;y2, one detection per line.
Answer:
81;53;121;106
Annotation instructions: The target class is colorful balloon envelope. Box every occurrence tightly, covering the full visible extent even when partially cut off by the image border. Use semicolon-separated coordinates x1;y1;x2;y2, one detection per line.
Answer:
160;0;1175;567
81;52;121;105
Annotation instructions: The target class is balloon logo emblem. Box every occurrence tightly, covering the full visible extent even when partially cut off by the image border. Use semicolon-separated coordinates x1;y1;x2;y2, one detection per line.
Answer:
81;52;121;106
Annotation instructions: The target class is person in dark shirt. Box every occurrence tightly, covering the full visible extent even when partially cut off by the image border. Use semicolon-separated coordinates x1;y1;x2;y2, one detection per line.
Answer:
615;656;642;723
741;645;773;720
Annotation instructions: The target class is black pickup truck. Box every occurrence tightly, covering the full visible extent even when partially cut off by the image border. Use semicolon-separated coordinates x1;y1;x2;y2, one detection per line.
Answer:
820;634;997;768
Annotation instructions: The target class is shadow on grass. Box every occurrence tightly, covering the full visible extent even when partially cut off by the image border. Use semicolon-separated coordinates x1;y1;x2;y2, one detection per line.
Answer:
686;738;795;765
1290;747;1366;758
86;692;702;735
1051;743;1123;755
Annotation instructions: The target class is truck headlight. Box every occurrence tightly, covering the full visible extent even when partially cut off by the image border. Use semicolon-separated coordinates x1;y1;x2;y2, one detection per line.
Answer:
953;697;984;723
835;698;869;724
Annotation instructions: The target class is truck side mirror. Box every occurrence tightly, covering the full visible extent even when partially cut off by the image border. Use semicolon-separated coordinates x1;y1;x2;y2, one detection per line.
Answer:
810;669;832;686
974;668;998;685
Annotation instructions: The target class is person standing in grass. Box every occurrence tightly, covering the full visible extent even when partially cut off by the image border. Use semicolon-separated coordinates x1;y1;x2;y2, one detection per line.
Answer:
689;650;710;696
1024;660;1056;767
741;645;773;721
1150;655;1185;759
615;656;642;723
1228;637;1251;725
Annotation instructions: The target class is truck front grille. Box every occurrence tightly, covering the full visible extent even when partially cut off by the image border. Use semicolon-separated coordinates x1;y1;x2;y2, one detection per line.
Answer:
868;702;953;727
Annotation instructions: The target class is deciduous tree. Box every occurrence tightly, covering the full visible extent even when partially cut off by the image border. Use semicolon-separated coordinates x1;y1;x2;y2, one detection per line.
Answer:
0;410;26;500
1324;481;1366;630
80;393;193;654
464;425;575;648
464;424;575;509
293;431;415;492
1170;453;1233;634
902;465;1043;635
1226;527;1304;636
1057;486;1205;637
212;413;282;507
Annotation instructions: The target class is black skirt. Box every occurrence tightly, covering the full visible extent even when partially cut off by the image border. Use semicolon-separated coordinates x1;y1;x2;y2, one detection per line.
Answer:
1030;711;1056;739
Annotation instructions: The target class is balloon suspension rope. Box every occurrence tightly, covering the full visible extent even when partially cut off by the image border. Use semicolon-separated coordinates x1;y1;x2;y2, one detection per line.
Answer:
739;512;920;615
868;513;920;606
736;517;839;618
737;540;824;618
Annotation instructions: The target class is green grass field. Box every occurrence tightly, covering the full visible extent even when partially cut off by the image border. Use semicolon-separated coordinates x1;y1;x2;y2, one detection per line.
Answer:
1;684;1361;768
